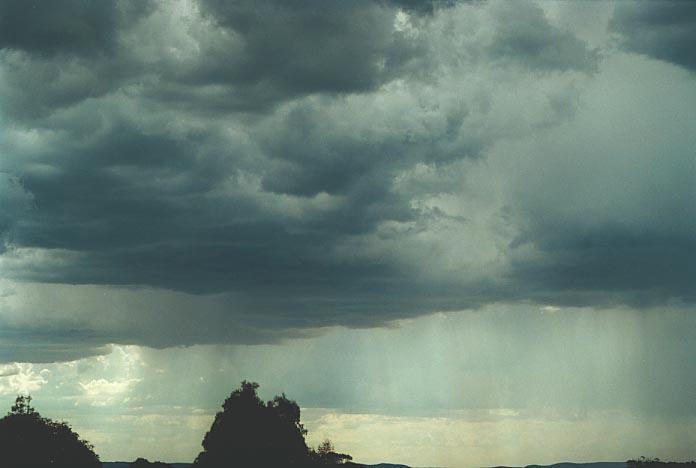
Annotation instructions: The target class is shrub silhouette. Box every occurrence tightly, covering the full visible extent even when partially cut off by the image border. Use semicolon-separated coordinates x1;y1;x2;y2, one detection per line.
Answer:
194;380;350;467
310;439;353;465
0;395;101;468
628;458;696;468
130;457;173;468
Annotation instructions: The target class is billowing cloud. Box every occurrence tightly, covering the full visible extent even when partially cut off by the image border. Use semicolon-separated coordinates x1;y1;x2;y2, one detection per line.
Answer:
0;363;49;395
0;0;153;56
0;363;19;378
0;174;33;252
0;0;154;120
194;0;421;94
610;1;696;72
0;0;693;364
486;1;598;72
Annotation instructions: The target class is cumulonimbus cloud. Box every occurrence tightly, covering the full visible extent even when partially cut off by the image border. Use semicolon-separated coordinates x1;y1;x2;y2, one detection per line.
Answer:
0;0;693;363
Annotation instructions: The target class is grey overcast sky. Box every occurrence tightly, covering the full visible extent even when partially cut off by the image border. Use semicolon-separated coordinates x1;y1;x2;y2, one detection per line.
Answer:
0;0;695;466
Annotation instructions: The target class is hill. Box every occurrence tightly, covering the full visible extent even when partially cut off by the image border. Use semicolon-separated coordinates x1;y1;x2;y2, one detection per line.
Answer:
493;462;626;468
103;463;191;468
528;463;625;468
104;463;410;468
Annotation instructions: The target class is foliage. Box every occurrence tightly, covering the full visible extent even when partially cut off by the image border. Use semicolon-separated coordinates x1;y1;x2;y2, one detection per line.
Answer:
193;381;311;468
310;439;354;465
0;385;358;468
0;395;101;468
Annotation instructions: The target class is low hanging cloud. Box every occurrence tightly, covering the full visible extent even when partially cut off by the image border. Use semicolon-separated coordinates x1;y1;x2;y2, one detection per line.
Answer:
0;0;153;56
610;1;696;72
0;174;33;253
486;1;598;72
0;0;694;363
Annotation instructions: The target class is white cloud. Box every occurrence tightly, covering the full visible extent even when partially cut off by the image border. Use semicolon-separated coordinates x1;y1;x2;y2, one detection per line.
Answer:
0;363;49;395
79;378;141;407
0;363;19;377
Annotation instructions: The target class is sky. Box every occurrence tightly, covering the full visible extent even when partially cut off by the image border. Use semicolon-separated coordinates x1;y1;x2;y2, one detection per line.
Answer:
0;0;695;466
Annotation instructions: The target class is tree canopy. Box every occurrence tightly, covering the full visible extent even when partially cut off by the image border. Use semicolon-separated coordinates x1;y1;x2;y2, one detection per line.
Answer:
311;440;353;466
194;381;354;468
0;395;101;468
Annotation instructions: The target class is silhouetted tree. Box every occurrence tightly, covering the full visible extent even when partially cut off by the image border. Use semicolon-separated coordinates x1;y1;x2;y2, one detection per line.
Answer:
628;458;696;468
311;439;353;465
193;381;317;467
130;457;173;468
0;395;100;467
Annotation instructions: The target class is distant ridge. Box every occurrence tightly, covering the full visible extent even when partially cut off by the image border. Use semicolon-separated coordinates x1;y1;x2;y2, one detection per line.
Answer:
364;464;411;468
103;463;192;468
104;463;411;468
492;462;626;468
529;462;626;468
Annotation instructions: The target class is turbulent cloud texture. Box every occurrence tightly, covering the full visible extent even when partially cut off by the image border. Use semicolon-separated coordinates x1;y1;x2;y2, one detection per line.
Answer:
0;0;694;362
611;1;696;72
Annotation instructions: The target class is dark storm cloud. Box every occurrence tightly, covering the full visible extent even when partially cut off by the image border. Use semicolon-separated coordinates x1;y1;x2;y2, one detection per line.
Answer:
195;0;420;94
0;0;154;120
0;51;128;120
0;0;592;122
0;0;152;57
1;118;399;295
2;0;687;362
508;230;696;308
610;1;696;72
254;100;482;198
500;67;696;309
0;0;423;120
0;328;112;363
140;0;431;115
0;175;33;253
487;1;598;73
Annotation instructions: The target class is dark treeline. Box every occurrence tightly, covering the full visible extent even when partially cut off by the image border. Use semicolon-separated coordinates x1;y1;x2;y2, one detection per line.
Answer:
0;395;100;468
0;381;362;468
628;459;696;468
